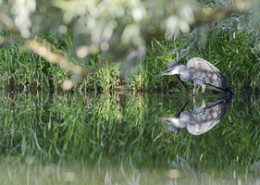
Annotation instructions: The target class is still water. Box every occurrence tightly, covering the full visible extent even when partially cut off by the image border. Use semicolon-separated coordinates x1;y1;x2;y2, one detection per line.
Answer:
0;91;259;185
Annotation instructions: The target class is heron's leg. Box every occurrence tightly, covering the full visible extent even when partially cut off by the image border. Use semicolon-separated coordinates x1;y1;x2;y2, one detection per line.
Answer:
202;84;206;93
193;83;196;95
176;99;189;116
177;76;189;92
201;99;206;108
193;93;196;109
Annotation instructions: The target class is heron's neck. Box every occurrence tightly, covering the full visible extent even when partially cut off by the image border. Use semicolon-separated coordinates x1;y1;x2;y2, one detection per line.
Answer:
179;66;192;81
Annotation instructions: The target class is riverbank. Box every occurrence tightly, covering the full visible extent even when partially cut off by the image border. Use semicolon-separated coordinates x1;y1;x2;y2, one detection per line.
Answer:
0;29;259;93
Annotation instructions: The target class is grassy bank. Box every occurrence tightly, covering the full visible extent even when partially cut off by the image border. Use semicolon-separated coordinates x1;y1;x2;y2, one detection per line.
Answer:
0;29;259;93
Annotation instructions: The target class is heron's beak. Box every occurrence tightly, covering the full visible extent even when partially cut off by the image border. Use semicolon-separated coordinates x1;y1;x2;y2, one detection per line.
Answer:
161;117;187;128
161;117;179;124
159;68;178;76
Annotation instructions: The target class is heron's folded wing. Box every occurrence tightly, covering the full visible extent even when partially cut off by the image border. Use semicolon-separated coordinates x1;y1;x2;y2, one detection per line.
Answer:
187;57;220;73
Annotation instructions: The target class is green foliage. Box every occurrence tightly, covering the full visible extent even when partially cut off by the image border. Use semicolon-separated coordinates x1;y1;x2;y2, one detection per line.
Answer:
0;92;258;171
90;63;121;91
203;29;260;90
141;39;187;91
0;29;259;92
0;46;46;90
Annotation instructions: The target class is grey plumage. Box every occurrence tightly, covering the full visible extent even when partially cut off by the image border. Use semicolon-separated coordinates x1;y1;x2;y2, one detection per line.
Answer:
162;95;231;135
160;57;233;94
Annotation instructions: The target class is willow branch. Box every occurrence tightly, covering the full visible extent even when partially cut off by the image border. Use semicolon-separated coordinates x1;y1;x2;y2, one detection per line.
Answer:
0;36;7;45
193;0;249;26
0;10;84;76
25;40;84;75
0;12;15;31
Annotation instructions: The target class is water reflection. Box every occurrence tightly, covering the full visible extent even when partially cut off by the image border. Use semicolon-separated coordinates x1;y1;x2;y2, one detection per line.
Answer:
162;95;232;135
0;157;259;185
0;91;259;185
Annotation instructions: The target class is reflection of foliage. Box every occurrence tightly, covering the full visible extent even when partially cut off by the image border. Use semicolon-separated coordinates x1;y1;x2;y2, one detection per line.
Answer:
0;92;258;172
0;157;258;185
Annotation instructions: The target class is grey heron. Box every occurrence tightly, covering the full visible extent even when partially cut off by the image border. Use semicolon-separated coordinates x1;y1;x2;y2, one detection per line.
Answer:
160;57;233;94
162;95;231;135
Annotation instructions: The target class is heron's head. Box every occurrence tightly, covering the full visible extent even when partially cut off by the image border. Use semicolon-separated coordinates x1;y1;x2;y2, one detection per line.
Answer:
161;116;188;128
160;65;187;76
161;117;181;132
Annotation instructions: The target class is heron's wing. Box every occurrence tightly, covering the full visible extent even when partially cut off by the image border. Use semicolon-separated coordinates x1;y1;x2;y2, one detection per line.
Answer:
187;110;221;135
187;57;231;89
187;57;220;73
187;97;230;135
187;119;219;135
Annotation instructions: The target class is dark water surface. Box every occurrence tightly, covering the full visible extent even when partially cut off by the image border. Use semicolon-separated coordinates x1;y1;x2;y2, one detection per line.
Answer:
0;91;259;185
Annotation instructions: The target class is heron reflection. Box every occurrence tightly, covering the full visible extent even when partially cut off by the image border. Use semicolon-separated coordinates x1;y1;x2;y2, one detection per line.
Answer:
160;57;233;94
162;96;232;135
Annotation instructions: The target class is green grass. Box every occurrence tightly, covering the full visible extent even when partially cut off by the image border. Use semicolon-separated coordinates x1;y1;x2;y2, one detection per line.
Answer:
0;28;259;185
0;44;68;92
203;29;260;90
0;28;259;92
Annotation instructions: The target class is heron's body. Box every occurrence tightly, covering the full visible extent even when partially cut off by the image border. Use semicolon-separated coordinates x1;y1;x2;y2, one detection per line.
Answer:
160;57;233;94
162;95;231;135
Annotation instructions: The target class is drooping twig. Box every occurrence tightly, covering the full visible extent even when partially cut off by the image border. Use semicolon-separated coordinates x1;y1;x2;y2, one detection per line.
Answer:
193;0;249;26
0;12;15;31
0;36;7;45
25;40;84;75
25;40;86;90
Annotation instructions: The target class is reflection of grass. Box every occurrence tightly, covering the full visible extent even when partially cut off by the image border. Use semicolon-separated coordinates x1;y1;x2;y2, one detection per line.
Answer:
0;92;258;172
0;158;168;185
0;158;258;185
